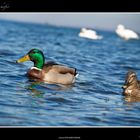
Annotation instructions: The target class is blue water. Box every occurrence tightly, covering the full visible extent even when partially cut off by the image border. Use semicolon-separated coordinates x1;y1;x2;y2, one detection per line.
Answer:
0;20;140;126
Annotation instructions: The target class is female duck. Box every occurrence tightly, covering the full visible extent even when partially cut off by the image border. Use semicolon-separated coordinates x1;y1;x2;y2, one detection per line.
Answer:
16;49;78;85
122;71;140;97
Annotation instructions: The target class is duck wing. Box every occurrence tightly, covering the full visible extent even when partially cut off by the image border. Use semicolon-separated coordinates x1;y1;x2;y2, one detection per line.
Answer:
43;61;77;76
51;65;77;75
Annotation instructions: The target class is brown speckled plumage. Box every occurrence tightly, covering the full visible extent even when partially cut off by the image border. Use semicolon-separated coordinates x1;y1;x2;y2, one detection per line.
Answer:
122;71;140;97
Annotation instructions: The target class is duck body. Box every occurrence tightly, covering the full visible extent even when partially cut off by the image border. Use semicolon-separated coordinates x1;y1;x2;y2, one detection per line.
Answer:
122;71;140;97
16;49;78;85
27;62;77;84
116;24;139;40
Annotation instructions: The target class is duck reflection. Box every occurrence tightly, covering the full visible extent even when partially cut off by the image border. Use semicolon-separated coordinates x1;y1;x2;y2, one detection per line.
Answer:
124;96;140;103
26;81;44;97
26;78;73;97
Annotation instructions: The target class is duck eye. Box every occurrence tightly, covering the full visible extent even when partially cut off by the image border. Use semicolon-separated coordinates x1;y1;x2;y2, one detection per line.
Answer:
129;74;135;80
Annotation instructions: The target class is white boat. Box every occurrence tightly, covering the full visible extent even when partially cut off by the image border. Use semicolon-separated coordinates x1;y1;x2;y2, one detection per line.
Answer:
116;24;139;40
78;28;103;40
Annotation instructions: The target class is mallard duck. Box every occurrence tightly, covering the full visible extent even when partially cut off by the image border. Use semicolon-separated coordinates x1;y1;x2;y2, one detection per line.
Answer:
16;49;78;85
122;71;140;97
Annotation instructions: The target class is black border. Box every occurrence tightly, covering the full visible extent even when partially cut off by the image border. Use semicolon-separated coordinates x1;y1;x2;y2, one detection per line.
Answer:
0;0;140;139
0;0;140;12
1;127;140;139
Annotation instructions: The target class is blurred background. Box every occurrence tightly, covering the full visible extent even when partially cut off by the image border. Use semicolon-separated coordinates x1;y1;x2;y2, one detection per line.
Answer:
0;13;140;32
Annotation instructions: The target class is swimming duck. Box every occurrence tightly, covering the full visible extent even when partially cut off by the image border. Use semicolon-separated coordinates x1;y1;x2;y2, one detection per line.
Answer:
116;24;139;40
122;71;140;97
16;49;78;85
78;28;103;40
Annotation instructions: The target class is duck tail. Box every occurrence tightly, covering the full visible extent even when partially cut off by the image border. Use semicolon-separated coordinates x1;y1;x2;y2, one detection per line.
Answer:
74;68;79;77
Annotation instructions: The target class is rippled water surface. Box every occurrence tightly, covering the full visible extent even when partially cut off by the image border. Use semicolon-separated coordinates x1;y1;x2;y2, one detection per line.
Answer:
0;20;140;126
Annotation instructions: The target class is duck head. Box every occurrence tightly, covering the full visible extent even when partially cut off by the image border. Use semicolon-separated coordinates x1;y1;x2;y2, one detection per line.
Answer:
122;71;137;89
16;49;45;69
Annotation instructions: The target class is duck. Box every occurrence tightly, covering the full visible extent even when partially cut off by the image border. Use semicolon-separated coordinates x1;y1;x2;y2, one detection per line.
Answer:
78;28;103;40
116;24;139;40
122;71;140;97
16;49;78;85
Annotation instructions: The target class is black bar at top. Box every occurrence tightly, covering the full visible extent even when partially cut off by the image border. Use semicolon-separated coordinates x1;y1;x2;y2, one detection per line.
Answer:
0;0;140;12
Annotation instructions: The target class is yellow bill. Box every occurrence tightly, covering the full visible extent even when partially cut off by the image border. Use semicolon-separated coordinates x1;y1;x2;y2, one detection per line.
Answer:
16;55;30;63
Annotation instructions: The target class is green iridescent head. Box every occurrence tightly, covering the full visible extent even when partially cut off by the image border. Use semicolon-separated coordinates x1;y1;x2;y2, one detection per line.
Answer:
16;49;45;69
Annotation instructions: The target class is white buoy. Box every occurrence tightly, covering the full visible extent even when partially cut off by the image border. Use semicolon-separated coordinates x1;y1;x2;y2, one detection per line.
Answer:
116;24;139;40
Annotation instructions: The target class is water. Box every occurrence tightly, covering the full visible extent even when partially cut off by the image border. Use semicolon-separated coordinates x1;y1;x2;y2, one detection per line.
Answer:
0;20;140;126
